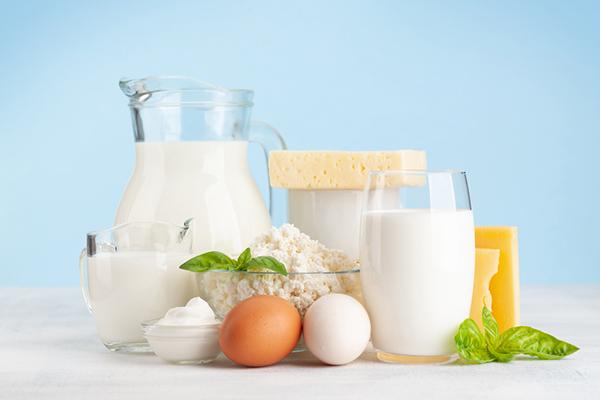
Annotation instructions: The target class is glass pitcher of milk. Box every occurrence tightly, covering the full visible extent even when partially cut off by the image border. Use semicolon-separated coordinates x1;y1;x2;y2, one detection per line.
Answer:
116;76;286;254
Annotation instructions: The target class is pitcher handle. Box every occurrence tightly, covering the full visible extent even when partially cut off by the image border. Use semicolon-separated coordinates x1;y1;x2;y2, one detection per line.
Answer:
248;121;287;217
79;248;93;314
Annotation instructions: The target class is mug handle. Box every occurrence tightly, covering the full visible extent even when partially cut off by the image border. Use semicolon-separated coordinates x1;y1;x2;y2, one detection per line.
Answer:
248;121;287;218
79;248;93;314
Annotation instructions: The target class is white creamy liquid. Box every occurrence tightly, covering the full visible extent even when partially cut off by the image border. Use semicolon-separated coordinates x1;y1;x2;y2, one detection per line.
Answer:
289;189;397;260
88;251;196;345
115;141;271;254
360;209;474;356
288;190;363;259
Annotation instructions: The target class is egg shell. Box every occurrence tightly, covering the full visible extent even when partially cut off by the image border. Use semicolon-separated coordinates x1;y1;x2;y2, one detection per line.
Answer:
303;293;371;365
219;295;301;367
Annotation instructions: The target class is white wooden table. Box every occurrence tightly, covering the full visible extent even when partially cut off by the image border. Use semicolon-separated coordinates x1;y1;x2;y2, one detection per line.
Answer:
1;286;598;399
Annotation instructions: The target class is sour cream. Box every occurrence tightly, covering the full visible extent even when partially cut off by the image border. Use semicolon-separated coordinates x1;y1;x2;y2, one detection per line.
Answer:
144;297;221;364
156;297;219;326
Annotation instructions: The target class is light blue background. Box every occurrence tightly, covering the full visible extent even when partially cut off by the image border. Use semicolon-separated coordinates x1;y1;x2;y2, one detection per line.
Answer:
1;0;598;286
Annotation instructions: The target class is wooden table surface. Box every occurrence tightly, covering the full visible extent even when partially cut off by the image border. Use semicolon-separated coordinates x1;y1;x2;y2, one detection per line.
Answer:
1;286;598;399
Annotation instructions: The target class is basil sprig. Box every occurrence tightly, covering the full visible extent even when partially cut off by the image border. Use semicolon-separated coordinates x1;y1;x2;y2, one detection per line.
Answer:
179;248;287;276
455;307;579;363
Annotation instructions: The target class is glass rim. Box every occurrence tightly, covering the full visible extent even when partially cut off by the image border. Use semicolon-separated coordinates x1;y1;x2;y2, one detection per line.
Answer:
128;102;253;109
86;219;192;239
120;75;254;108
367;169;467;176
196;268;360;276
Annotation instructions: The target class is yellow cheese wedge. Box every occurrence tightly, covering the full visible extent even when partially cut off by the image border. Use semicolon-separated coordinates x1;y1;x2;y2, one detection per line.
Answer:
475;227;520;332
471;248;500;329
268;150;427;189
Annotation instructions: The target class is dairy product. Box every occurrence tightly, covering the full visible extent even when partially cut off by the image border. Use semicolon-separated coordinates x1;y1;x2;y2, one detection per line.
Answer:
250;224;356;273
195;224;361;317
288;189;399;259
269;150;427;189
273;150;426;258
475;227;520;332
288;190;362;259
156;297;218;326
88;251;196;346
115;141;270;254
145;297;221;364
360;209;475;357
145;326;221;364
470;248;500;328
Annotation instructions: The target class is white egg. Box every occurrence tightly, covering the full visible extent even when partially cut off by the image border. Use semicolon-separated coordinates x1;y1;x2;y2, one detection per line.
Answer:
303;293;371;365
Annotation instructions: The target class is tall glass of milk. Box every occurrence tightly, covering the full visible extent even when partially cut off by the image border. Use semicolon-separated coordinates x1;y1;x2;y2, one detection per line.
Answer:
359;170;475;364
79;220;197;352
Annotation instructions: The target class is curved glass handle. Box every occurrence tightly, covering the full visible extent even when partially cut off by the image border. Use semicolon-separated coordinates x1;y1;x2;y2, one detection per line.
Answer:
79;249;93;314
248;121;287;217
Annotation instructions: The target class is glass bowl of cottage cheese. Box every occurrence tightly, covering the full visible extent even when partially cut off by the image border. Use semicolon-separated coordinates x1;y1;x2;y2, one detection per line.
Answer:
194;224;362;319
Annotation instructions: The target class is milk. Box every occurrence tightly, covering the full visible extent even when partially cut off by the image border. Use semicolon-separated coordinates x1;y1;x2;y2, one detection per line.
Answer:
288;190;362;259
360;209;474;356
115;141;271;254
88;251;196;346
289;189;397;259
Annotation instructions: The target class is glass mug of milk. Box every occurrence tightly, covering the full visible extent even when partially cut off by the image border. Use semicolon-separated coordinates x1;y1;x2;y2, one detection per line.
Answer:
359;170;475;364
79;220;197;352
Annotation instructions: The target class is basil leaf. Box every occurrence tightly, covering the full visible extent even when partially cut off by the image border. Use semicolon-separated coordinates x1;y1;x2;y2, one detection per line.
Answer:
481;307;514;362
179;251;236;272
482;307;500;345
179;249;288;276
497;326;579;360
487;342;515;363
454;318;496;363
488;348;515;363
246;256;288;276
236;248;252;269
178;263;212;273
210;263;240;271
455;308;579;364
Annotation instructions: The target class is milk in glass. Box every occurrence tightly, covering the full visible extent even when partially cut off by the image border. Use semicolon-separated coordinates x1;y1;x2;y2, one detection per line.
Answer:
88;251;196;345
360;209;475;356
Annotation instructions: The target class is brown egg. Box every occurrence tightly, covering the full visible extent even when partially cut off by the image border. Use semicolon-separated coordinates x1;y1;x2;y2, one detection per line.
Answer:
219;295;301;367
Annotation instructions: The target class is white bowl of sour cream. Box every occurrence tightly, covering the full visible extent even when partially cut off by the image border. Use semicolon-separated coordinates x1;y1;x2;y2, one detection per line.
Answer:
143;297;221;364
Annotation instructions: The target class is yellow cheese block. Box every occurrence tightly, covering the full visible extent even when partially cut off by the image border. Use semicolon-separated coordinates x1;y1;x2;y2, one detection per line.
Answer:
471;248;500;329
268;150;427;189
475;227;520;332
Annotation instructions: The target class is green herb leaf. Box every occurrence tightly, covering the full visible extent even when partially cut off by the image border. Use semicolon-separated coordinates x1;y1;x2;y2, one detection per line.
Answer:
488;348;515;363
454;318;496;363
179;249;288;276
481;307;513;362
246;256;288;276
179;251;236;272
455;306;579;364
497;326;579;360
482;307;499;345
236;248;252;269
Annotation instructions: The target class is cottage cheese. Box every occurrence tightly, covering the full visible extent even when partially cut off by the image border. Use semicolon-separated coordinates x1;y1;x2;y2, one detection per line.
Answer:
195;224;361;317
